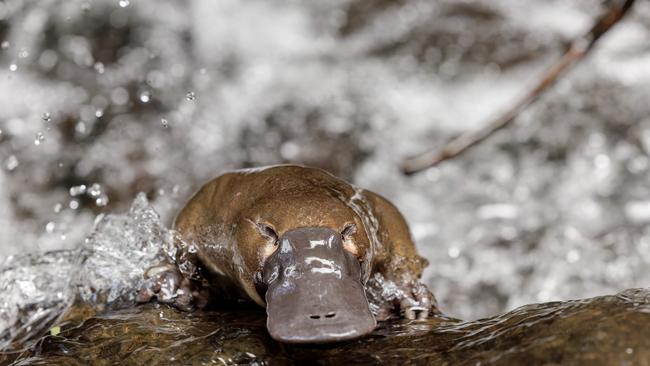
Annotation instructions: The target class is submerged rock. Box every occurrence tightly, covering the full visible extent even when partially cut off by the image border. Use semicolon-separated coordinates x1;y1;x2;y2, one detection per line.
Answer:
2;288;648;365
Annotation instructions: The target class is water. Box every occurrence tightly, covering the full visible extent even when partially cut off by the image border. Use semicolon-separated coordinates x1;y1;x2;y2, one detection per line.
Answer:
0;0;648;330
0;195;172;351
0;193;648;364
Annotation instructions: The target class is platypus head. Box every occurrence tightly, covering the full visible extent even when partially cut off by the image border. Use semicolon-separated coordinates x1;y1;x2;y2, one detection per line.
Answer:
237;189;377;344
261;226;376;344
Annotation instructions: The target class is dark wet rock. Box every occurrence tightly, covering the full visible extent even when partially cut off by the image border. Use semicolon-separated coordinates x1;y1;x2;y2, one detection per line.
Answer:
3;288;649;365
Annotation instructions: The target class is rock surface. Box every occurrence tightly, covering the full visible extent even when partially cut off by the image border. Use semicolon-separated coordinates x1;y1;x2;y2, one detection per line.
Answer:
3;288;649;365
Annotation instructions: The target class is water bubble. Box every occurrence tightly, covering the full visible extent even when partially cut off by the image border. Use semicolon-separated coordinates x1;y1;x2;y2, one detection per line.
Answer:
95;109;104;118
185;91;196;101
5;155;18;171
0;128;3;137
139;91;151;103
18;50;28;59
1;41;9;49
42;112;51;122
9;63;17;71
45;222;56;234
119;0;130;7
69;184;87;196
95;194;109;207
94;62;105;74
161;118;169;128
69;200;80;210
34;132;45;145
88;183;102;197
53;203;63;213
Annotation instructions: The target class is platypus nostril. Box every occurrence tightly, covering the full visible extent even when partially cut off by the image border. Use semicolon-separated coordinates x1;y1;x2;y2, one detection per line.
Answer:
309;315;320;319
325;312;336;318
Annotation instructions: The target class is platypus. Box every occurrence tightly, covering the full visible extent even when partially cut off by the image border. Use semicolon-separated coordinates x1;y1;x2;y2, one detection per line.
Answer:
137;165;437;343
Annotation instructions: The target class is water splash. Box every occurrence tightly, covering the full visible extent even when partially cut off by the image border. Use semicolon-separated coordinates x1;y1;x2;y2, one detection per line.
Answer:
33;132;44;146
0;194;172;350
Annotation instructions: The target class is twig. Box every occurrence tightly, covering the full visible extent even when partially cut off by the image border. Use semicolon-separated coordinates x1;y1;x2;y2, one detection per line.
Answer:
401;0;636;175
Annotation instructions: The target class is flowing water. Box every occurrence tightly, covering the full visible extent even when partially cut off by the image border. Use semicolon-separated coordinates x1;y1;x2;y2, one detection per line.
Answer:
1;197;649;364
1;0;650;363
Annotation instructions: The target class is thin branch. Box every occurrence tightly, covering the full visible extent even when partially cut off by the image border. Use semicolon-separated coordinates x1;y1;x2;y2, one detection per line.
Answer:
401;0;636;175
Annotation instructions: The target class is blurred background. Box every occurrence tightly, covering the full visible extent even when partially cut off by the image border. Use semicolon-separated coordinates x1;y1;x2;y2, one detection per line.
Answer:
0;0;649;320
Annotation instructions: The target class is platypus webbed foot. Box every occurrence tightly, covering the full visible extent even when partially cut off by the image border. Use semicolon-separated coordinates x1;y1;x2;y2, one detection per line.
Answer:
366;272;439;321
400;282;437;320
136;264;208;311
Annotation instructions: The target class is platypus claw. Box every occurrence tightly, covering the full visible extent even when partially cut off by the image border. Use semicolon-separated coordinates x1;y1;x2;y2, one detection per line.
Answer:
400;282;435;320
136;264;207;311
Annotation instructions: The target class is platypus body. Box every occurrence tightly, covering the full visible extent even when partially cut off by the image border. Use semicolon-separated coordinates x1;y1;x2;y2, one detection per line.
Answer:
138;165;437;343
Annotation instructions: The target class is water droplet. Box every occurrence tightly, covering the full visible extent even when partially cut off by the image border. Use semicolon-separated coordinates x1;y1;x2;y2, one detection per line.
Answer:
119;0;130;7
42;112;51;122
448;247;460;258
94;62;105;74
139;91;151;103
45;222;56;234
1;41;9;49
34;132;45;145
566;249;581;263
53;203;63;213
5;155;19;171
0;128;3;137
9;63;17;72
18;50;28;59
69;184;87;196
95;194;109;207
626;347;634;354
75;121;87;135
161;118;169;128
69;199;80;210
95;109;104;118
185;91;196;101
88;183;102;197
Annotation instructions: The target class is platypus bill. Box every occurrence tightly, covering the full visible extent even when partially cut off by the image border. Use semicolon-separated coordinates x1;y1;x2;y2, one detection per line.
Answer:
137;165;437;344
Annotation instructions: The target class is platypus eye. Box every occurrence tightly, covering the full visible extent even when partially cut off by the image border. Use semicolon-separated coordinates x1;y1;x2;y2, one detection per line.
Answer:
256;222;279;245
341;223;357;241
